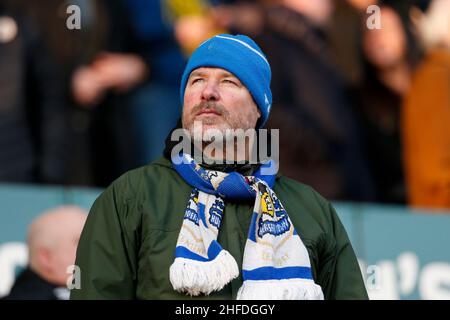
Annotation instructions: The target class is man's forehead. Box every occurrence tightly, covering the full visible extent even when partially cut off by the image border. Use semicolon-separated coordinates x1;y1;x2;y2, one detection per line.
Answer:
189;67;237;78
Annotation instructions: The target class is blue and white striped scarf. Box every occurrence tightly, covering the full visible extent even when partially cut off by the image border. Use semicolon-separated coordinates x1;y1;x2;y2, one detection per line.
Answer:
170;153;324;299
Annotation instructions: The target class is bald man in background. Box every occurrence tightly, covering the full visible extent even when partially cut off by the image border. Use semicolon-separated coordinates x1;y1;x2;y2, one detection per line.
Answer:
4;206;87;300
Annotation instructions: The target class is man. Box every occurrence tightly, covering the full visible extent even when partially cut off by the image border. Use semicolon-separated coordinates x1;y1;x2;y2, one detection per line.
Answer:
71;34;368;299
4;206;87;300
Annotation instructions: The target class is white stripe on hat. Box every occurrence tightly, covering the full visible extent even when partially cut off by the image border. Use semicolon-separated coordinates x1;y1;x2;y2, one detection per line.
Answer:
198;37;213;48
214;35;269;66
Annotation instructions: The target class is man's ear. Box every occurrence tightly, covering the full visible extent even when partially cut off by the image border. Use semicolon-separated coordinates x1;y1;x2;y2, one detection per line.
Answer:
257;107;261;119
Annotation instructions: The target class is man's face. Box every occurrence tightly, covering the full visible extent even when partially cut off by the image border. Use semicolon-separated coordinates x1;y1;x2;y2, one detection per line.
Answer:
182;67;260;139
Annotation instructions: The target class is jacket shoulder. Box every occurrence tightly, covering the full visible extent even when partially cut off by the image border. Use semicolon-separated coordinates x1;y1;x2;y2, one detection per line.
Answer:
273;175;338;243
275;175;330;209
107;157;177;200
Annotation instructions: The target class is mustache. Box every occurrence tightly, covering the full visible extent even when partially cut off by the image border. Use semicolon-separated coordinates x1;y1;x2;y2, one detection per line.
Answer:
192;101;227;116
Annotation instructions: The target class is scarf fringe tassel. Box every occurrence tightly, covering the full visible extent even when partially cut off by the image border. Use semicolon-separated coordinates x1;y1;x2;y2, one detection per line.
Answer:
237;279;324;300
170;250;239;296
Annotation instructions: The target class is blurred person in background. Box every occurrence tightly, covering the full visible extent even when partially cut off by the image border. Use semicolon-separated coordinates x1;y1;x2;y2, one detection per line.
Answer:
117;0;187;169
356;3;422;204
327;0;370;89
327;0;383;90
21;0;148;187
0;1;67;184
403;0;450;209
3;206;87;300
211;0;375;201
68;0;148;187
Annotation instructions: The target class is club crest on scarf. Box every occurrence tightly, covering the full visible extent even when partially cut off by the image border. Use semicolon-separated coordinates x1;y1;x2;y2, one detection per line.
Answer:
208;199;224;228
257;184;291;239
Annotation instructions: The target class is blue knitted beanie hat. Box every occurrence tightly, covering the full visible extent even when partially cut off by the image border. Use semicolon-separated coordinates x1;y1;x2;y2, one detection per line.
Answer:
180;34;272;128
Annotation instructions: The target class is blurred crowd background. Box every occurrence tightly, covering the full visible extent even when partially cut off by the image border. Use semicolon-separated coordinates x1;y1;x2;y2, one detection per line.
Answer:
0;0;449;209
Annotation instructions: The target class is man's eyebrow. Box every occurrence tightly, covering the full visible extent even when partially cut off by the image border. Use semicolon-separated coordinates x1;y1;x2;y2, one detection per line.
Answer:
189;70;238;78
188;71;207;79
219;71;237;79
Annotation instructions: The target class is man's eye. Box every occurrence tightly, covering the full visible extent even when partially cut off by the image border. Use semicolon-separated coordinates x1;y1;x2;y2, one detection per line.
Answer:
191;78;203;84
223;79;237;86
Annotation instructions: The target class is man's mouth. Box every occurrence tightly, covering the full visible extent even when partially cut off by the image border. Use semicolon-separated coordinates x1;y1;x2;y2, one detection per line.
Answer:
196;109;221;116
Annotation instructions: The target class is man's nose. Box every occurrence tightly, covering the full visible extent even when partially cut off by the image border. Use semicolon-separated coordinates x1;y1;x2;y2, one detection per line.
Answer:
201;80;220;101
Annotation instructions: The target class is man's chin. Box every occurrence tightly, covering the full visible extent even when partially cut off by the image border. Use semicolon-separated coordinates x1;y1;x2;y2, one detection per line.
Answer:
188;121;230;141
202;123;227;132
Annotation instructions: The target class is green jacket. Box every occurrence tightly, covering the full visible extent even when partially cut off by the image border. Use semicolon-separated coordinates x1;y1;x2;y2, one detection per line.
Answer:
70;157;368;300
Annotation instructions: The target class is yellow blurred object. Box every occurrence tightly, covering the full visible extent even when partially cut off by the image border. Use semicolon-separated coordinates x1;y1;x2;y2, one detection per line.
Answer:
166;0;227;56
175;15;226;56
167;0;207;17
